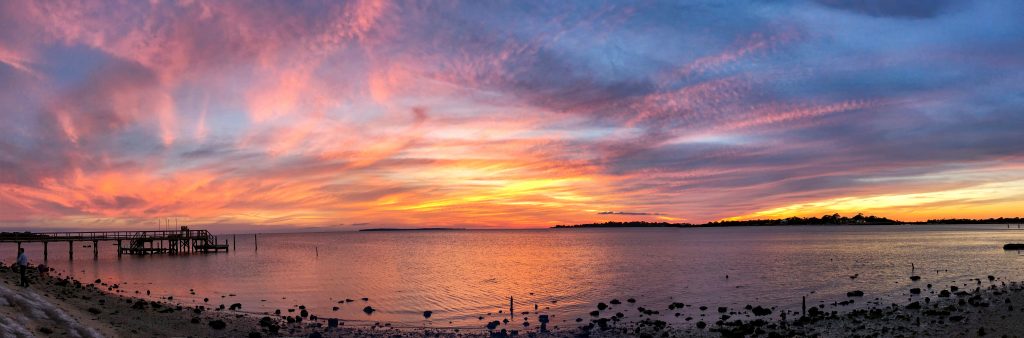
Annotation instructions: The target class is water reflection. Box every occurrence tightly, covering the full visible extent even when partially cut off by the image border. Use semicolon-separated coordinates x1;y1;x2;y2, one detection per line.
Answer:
4;225;1024;328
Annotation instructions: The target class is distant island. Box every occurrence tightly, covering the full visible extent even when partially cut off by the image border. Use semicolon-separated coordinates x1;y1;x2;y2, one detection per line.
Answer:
552;214;1022;228
358;227;466;232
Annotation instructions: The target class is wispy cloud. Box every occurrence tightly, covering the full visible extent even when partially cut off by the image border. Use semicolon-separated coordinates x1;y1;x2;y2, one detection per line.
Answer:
597;211;666;216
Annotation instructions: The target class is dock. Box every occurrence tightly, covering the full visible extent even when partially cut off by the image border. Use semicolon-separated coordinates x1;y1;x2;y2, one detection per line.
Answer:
0;226;228;260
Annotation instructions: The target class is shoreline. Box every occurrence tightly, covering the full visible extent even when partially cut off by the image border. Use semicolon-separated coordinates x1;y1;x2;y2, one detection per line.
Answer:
4;261;1024;337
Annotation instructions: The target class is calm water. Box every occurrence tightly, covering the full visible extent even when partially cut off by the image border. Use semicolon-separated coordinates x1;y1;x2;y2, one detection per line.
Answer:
5;224;1024;329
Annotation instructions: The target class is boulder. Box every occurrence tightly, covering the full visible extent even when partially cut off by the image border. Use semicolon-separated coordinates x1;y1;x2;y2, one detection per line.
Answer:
363;306;375;314
208;319;227;330
847;290;864;297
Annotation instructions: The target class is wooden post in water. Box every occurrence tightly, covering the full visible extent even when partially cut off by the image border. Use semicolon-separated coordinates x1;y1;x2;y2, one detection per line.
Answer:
117;240;122;257
93;240;99;259
510;296;514;320
254;234;258;251
43;242;48;261
801;296;806;318
233;235;236;251
315;246;318;257
68;241;74;260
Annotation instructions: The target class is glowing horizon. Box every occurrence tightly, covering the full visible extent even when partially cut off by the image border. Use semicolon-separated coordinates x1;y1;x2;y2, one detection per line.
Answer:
2;1;1023;230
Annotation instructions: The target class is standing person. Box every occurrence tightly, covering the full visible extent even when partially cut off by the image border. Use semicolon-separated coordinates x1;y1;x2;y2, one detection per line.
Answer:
17;248;29;287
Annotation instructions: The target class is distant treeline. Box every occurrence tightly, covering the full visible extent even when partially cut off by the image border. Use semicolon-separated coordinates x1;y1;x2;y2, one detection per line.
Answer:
705;213;901;227
554;214;1024;229
554;213;900;228
918;217;1024;224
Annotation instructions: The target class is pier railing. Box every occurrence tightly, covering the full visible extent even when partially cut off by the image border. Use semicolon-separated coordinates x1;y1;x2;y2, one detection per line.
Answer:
0;229;214;242
0;228;227;257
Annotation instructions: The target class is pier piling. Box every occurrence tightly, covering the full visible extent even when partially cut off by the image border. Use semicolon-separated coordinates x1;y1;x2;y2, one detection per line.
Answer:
93;240;99;259
68;241;73;260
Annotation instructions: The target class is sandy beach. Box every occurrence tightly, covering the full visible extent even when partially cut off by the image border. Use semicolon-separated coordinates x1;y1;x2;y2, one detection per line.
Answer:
0;261;493;338
4;258;1024;337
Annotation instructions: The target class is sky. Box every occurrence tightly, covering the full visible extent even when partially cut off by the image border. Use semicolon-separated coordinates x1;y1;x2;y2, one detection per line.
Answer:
1;0;1023;231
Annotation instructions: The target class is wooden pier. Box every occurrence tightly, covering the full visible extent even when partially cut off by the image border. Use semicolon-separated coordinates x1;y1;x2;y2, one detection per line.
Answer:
0;227;228;260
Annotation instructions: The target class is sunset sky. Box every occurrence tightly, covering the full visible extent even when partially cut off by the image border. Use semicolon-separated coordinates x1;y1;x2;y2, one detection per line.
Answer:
2;0;1023;230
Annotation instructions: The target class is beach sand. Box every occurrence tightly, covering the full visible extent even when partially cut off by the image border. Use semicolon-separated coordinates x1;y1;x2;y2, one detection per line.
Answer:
4;260;1024;337
0;262;489;337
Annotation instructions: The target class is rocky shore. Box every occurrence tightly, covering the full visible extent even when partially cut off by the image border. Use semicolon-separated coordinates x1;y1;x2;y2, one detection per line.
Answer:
3;260;1023;337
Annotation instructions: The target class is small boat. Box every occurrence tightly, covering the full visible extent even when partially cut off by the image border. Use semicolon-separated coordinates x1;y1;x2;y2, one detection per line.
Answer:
1003;243;1024;250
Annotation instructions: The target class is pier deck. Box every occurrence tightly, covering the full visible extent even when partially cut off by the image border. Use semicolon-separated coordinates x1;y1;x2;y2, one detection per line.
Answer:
0;227;228;259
